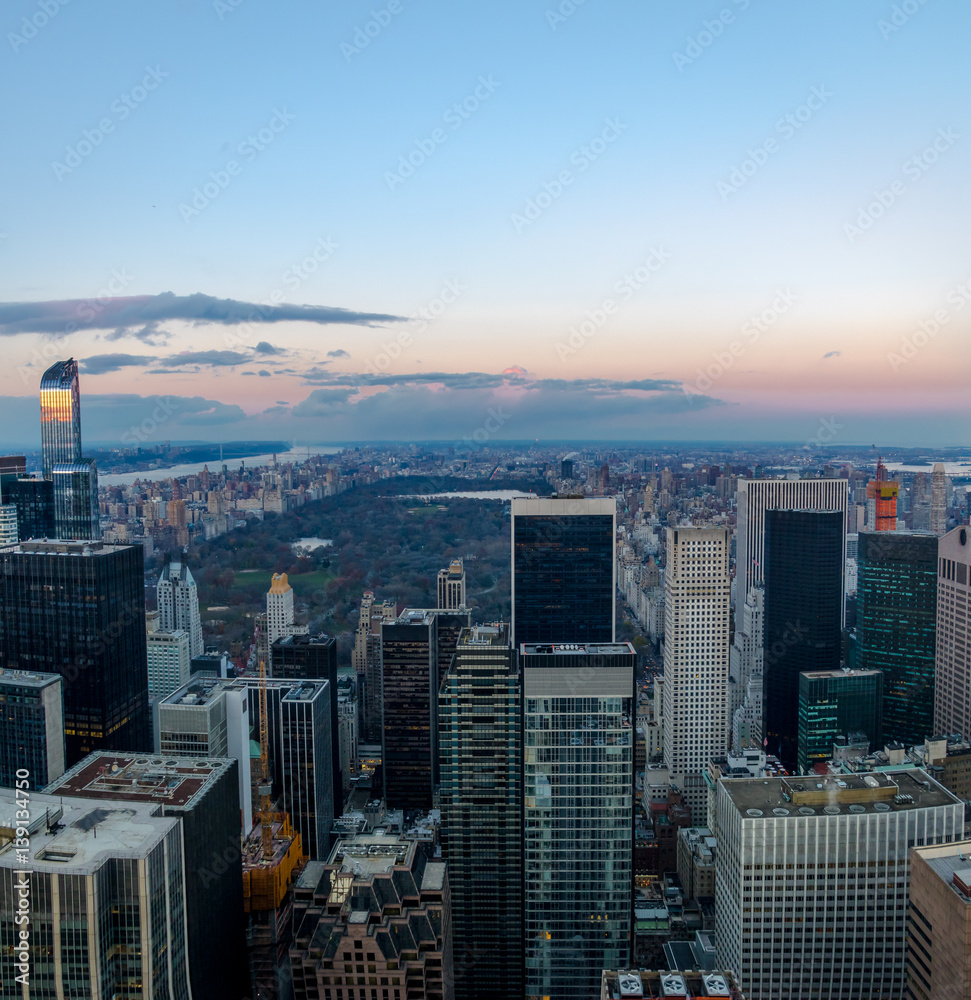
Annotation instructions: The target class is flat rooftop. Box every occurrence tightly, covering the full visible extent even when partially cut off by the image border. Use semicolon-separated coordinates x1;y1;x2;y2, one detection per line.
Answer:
914;841;971;904
328;833;416;877
0;668;62;689
723;768;958;818
521;642;636;656
48;753;235;809
600;968;742;999
0;790;178;875
283;681;328;702
0;539;133;556
801;668;883;680
456;624;509;648
159;677;234;708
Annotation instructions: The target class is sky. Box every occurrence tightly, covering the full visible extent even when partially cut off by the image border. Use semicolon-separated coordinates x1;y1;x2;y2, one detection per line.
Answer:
1;0;969;448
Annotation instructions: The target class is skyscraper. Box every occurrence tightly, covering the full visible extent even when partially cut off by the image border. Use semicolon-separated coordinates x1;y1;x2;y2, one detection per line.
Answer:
930;462;948;535
0;669;65;788
715;770;962;1000
157;556;204;657
934;525;971;740
40;358;82;478
40;358;100;541
521;641;635;1000
0;789;194;1000
271;632;341;817
0;538;151;766
762;509;844;768
439;624;522;1000
735;478;848;624
146;624;191;700
731;587;765;749
437;557;467;609
267;571;295;646
511;496;616;647
866;463;899;531
857;530;938;746
662;526;731;823
797;668;883;773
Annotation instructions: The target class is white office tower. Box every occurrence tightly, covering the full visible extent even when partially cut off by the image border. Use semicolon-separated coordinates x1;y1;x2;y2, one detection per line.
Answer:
146;628;191;700
157;557;204;657
715;770;962;1000
156;678;253;834
662;526;731;824
934;525;971;738
735;478;848;624
0;789;194;999
266;571;295;646
730;588;764;750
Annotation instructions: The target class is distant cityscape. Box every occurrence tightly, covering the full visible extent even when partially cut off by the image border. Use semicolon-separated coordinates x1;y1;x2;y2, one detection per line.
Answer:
1;360;970;1000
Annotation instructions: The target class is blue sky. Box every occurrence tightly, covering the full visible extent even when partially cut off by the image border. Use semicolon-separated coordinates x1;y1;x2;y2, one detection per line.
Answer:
1;0;969;447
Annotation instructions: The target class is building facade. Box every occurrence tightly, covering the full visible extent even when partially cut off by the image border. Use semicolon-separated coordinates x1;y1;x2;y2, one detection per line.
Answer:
146;625;191;700
0;538;151;767
856;530;938;746
715;770;963;1000
0;668;65;788
439;624;522;1000
157;556;204;658
522;641;635;1000
762;509;844;768
511;496;616;647
437;558;467;609
797;668;884;774
934;526;971;740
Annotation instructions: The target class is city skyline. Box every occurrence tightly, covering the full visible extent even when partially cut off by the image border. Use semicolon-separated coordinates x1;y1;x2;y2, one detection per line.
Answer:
1;2;969;447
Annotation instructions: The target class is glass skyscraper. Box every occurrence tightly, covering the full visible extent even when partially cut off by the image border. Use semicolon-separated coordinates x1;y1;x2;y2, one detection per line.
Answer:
511;496;616;647
521;641;634;1000
797;668;883;773
52;459;100;541
40;358;82;478
856;530;938;746
439;624;523;1000
0;538;151;766
762;509;844;768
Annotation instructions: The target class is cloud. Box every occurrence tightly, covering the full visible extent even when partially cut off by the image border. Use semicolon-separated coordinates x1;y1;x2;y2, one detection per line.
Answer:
154;350;252;368
258;370;271;377
254;341;286;355
276;400;289;405
80;353;155;375
823;350;841;359
0;291;406;336
327;348;350;358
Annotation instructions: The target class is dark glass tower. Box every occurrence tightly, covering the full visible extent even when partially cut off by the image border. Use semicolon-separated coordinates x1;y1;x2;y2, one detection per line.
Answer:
40;359;82;478
856;530;938;745
439;625;522;1000
52;460;100;541
4;477;55;539
511;497;616;647
797;668;883;773
762;509;844;768
272;632;342;816
0;539;151;766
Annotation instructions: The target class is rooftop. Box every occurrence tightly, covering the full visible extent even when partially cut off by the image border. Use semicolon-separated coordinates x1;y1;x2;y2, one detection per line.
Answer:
521;641;636;656
1;539;133;556
0;668;62;689
456;624;509;648
47;753;235;810
600;968;743;999
722;768;958;818
914;841;971;905
0;790;178;875
329;833;416;878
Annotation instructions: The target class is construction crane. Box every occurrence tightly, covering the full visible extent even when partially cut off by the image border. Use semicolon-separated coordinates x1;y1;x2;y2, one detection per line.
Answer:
258;657;273;861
